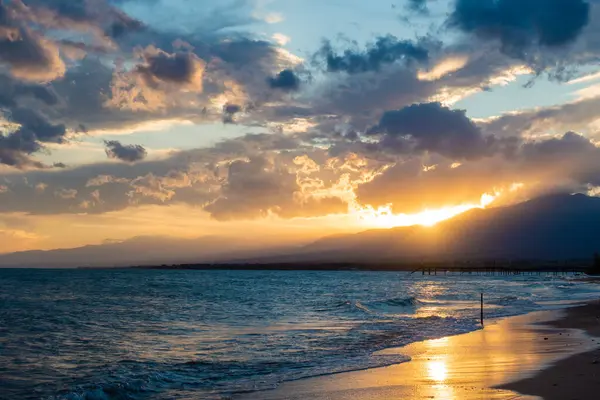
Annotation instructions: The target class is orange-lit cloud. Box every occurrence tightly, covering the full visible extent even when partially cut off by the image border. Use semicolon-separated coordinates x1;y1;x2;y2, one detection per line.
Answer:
3;0;600;256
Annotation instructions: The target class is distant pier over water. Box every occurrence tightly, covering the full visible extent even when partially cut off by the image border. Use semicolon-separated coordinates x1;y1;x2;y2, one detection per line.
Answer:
129;259;594;276
412;266;586;276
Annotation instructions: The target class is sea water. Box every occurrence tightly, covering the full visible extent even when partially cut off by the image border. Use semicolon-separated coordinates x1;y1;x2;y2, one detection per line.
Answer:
1;269;599;399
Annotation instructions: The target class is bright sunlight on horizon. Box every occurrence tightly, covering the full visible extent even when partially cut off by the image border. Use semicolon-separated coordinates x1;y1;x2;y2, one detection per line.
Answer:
353;183;525;229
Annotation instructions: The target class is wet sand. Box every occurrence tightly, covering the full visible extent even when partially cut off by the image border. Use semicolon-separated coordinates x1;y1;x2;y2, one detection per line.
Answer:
240;307;600;400
501;302;600;400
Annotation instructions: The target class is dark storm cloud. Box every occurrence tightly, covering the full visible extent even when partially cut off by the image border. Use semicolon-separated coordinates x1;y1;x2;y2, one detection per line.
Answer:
26;0;90;21
210;38;275;65
368;102;497;160
449;0;590;56
10;108;67;144
0;2;65;82
0;73;67;167
317;35;430;74
0;99;68;168
304;43;523;133
268;69;300;91
0;146;44;168
135;49;205;86
104;140;147;162
107;14;145;39
22;0;144;33
0;74;58;107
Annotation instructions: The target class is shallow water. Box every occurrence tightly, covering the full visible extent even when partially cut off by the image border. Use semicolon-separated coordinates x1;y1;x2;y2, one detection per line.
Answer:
248;310;593;400
1;269;599;399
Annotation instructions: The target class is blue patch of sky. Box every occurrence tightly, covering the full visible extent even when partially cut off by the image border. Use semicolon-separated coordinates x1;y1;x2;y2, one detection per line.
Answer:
111;0;600;136
457;76;574;119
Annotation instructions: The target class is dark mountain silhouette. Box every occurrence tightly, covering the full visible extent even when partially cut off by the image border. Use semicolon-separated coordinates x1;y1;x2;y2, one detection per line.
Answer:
2;194;600;268
255;194;600;263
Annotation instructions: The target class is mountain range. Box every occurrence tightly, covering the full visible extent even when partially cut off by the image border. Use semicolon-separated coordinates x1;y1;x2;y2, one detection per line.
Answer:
2;193;600;267
0;236;298;268
281;193;600;263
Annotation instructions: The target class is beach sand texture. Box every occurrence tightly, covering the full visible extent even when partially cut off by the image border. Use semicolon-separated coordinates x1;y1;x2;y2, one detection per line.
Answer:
242;304;600;399
501;302;600;400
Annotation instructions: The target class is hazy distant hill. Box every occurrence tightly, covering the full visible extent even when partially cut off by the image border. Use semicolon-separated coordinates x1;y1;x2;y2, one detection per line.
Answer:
254;194;600;263
0;236;298;268
3;194;600;268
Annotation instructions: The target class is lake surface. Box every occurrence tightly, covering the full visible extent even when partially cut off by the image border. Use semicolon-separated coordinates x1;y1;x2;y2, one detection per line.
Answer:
1;269;599;399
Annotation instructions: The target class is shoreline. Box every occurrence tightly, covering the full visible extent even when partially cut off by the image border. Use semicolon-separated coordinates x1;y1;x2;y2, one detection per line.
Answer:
239;303;600;400
499;301;600;399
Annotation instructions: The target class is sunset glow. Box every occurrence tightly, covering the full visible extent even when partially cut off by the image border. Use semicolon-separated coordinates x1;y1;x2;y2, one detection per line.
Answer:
0;0;597;261
4;0;600;398
354;192;500;228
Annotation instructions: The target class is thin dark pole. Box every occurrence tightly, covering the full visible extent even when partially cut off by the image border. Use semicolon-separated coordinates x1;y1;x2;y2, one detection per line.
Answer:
480;292;484;327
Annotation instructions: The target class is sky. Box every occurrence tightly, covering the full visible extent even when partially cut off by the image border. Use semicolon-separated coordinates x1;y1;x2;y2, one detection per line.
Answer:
3;0;600;254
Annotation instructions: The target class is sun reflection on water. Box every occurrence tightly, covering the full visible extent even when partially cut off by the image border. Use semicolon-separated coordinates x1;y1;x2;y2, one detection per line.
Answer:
427;360;448;382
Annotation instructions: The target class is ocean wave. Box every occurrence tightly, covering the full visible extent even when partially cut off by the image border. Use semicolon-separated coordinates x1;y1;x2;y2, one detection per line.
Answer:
6;269;600;400
316;297;423;316
378;296;423;307
489;295;540;308
48;354;412;400
360;296;424;315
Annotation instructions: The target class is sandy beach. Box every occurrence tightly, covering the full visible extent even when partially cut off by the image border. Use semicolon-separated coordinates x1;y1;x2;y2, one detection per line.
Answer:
240;303;600;400
500;302;600;399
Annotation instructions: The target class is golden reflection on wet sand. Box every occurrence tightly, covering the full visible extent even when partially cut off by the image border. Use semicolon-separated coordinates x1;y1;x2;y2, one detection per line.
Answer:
241;310;598;400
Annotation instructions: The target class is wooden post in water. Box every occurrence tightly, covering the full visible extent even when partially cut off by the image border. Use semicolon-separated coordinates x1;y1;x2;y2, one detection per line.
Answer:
480;292;484;327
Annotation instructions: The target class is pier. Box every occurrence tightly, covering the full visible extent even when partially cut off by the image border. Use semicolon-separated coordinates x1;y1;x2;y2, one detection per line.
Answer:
125;260;593;274
411;266;587;276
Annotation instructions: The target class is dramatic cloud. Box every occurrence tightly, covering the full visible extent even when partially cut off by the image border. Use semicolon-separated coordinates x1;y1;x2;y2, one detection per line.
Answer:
0;0;587;176
104;140;147;162
449;0;590;55
4;0;600;249
11;108;67;144
0;0;304;169
3;124;600;225
0;94;68;168
0;146;43;169
407;0;429;13
204;156;348;221
0;2;66;82
479;95;600;139
135;47;206;90
0;131;377;219
368;102;500;160
356;158;503;213
317;35;430;74
356;130;600;213
303;42;527;133
268;69;300;91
